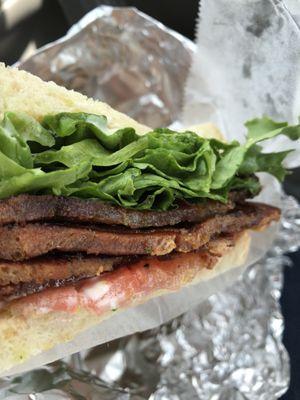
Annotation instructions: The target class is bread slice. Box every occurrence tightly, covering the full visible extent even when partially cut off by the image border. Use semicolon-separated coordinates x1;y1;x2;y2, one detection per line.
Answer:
0;63;245;374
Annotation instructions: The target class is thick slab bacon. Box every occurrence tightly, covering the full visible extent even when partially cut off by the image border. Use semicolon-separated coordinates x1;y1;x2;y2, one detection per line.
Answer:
0;191;280;307
2;234;238;305
0;203;280;261
0;192;247;228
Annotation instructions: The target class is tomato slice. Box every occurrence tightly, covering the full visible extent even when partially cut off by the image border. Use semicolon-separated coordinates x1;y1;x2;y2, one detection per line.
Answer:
14;251;216;316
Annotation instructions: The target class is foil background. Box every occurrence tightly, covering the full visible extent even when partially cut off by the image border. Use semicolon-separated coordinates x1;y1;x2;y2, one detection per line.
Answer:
19;6;194;129
1;5;299;399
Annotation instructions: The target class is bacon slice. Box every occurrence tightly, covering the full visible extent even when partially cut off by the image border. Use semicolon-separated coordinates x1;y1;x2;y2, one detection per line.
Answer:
0;202;280;261
0;192;247;228
5;234;239;308
0;254;127;287
0;234;243;303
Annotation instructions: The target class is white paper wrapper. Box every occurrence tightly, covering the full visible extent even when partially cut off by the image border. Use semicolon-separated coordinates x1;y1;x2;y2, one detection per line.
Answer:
183;0;300;166
1;4;300;397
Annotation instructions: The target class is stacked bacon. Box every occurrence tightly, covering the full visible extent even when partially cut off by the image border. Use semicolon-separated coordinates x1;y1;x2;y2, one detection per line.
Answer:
0;192;280;303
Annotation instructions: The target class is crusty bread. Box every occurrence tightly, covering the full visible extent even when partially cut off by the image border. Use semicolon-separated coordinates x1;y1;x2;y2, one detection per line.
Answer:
0;64;240;374
0;232;249;374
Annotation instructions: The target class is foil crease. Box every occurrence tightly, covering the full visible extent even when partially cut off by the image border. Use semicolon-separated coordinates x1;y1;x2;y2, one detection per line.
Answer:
1;5;298;398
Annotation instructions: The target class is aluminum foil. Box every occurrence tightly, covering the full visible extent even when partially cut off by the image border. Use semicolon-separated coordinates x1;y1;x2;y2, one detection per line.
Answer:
19;6;194;128
1;4;299;399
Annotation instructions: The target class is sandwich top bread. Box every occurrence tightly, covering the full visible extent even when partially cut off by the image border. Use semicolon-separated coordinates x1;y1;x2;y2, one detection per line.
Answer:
0;63;297;374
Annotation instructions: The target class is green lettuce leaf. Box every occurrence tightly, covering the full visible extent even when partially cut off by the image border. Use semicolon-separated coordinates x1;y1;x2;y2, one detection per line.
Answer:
0;162;91;199
239;145;292;181
0;112;55;169
211;116;300;190
43;112;139;149
245;116;300;145
0;112;298;209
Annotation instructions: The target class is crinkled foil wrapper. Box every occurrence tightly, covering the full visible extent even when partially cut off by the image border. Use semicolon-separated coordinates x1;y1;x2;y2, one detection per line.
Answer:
18;6;194;128
1;5;299;399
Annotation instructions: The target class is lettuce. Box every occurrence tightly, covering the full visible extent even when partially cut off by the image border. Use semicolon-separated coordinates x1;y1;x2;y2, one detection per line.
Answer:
0;112;298;210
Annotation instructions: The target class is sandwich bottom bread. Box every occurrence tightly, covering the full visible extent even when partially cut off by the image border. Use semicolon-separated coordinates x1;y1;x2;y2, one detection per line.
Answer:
0;63;290;373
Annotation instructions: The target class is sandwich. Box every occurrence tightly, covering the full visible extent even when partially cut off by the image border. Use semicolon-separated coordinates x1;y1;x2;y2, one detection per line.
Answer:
0;63;298;374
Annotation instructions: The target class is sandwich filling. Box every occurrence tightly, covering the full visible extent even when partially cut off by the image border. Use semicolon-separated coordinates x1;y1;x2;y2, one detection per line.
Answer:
0;112;298;308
